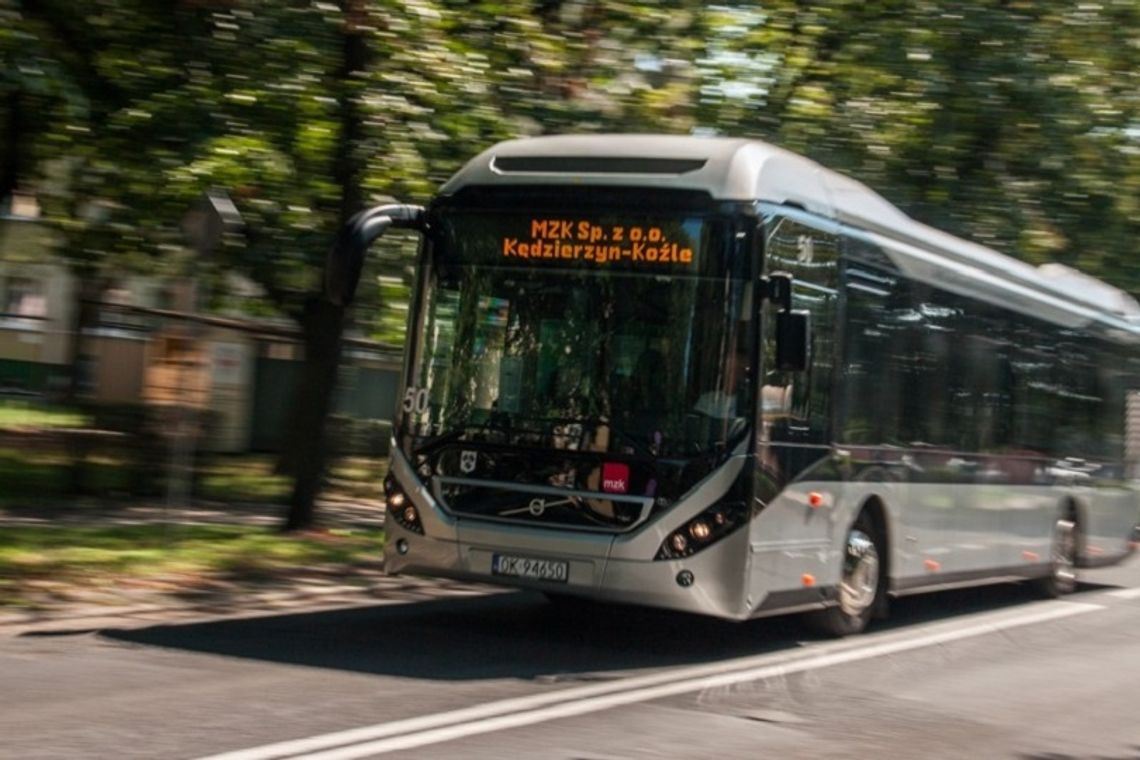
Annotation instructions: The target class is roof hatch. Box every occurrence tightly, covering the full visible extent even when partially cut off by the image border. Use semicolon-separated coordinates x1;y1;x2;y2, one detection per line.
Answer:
491;155;707;175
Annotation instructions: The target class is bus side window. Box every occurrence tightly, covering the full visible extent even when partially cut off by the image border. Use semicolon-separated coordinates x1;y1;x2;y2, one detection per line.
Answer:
839;253;903;447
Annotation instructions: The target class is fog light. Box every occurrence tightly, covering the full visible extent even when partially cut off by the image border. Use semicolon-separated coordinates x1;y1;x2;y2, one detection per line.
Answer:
402;505;419;525
670;533;688;554
388;491;406;508
396;539;409;555
676;570;694;587
689;520;711;541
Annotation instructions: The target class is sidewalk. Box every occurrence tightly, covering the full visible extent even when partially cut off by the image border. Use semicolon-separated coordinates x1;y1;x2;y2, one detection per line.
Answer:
0;570;497;637
0;496;494;636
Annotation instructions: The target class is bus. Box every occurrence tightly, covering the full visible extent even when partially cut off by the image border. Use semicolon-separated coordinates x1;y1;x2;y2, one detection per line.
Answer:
327;135;1140;635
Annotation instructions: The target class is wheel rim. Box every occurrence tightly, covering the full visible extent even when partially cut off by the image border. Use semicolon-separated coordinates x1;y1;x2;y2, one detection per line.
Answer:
1052;518;1077;594
838;529;879;617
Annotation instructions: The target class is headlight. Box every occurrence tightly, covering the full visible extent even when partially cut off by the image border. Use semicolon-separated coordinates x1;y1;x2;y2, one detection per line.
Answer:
656;502;748;560
384;474;422;534
689;520;711;541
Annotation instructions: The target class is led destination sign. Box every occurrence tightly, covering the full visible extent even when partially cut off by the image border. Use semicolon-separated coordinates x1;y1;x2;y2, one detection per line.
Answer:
501;217;700;268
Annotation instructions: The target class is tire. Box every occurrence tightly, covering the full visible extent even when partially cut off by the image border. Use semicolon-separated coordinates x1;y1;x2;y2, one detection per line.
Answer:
804;515;883;637
1034;516;1079;598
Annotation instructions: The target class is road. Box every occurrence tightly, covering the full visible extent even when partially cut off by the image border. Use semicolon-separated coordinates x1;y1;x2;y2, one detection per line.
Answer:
2;562;1139;760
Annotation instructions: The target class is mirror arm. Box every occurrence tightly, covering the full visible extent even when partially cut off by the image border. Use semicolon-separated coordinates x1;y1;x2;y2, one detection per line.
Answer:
760;271;794;312
325;203;426;307
762;271;811;372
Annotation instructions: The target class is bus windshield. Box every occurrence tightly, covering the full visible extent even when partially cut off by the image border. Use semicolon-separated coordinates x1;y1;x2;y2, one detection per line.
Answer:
400;208;754;461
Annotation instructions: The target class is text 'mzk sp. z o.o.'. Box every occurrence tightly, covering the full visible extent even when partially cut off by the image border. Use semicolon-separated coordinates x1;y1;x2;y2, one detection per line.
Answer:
501;218;695;267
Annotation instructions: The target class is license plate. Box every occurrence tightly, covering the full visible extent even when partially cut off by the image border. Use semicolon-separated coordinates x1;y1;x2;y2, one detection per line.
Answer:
491;553;569;583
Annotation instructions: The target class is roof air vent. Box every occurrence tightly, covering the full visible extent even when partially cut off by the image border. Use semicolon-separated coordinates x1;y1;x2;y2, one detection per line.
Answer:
492;156;706;175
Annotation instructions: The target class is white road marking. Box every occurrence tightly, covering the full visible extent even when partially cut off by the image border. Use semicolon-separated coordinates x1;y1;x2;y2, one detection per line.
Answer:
1106;587;1140;600
195;600;1102;760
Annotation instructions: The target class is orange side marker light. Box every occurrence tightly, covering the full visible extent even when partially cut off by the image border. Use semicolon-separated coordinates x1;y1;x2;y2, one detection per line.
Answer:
801;573;816;588
808;492;825;509
924;559;941;573
1022;551;1040;562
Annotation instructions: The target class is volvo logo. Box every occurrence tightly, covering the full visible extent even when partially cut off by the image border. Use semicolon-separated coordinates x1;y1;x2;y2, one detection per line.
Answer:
499;495;575;518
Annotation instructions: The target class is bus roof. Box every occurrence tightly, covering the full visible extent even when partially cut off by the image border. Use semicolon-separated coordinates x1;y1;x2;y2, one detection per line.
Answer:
440;134;1140;328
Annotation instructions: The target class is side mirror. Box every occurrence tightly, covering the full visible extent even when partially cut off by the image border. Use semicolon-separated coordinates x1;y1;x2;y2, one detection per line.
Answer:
326;203;425;307
776;310;811;372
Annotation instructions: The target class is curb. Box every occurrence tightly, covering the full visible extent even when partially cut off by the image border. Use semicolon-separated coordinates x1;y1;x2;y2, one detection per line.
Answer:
0;575;499;637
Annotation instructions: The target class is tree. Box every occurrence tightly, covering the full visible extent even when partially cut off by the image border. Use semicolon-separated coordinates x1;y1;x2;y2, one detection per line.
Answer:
5;0;379;523
698;2;1140;292
5;1;212;400
158;1;390;530
11;0;1136;532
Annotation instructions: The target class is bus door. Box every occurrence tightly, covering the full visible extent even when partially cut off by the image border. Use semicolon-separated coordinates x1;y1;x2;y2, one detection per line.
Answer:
750;213;841;594
757;214;839;482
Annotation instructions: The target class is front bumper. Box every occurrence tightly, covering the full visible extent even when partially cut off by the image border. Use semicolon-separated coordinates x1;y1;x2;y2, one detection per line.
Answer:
384;519;755;620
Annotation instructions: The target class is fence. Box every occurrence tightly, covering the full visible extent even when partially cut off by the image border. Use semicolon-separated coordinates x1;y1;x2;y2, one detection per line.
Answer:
0;304;401;513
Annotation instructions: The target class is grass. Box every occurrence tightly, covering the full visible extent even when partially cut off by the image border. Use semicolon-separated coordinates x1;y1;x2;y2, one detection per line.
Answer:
0;448;385;508
196;454;385;503
0;447;133;505
0;524;385;608
196;455;292;503
0;442;389;608
326;456;387;500
0;399;90;429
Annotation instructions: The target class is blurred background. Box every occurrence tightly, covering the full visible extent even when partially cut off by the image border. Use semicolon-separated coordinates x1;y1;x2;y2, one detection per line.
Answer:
0;1;1138;597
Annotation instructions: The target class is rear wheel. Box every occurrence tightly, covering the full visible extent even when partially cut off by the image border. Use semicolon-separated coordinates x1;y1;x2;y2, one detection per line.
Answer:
1034;516;1078;598
804;515;882;637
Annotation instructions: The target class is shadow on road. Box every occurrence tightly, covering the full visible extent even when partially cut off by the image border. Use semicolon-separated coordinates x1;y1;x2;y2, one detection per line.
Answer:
1018;748;1140;760
100;579;1110;682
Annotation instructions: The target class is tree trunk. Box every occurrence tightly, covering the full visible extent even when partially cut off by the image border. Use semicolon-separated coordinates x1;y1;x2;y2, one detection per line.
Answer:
282;296;345;531
64;274;106;404
280;0;369;531
1;90;28;204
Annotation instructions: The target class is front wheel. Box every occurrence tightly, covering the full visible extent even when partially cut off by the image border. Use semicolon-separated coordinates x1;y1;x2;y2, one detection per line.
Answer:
804;517;882;637
1034;516;1078;598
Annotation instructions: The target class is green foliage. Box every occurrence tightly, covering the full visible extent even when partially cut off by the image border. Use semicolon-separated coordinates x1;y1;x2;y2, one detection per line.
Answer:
4;3;1140;513
6;1;1138;302
697;1;1140;292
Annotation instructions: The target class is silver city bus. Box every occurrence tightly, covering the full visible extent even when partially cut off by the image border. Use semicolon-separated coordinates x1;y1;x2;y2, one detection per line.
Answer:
327;135;1140;635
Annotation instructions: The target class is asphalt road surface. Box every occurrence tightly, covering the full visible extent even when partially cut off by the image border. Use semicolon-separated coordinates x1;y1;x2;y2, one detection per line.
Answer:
2;562;1139;760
